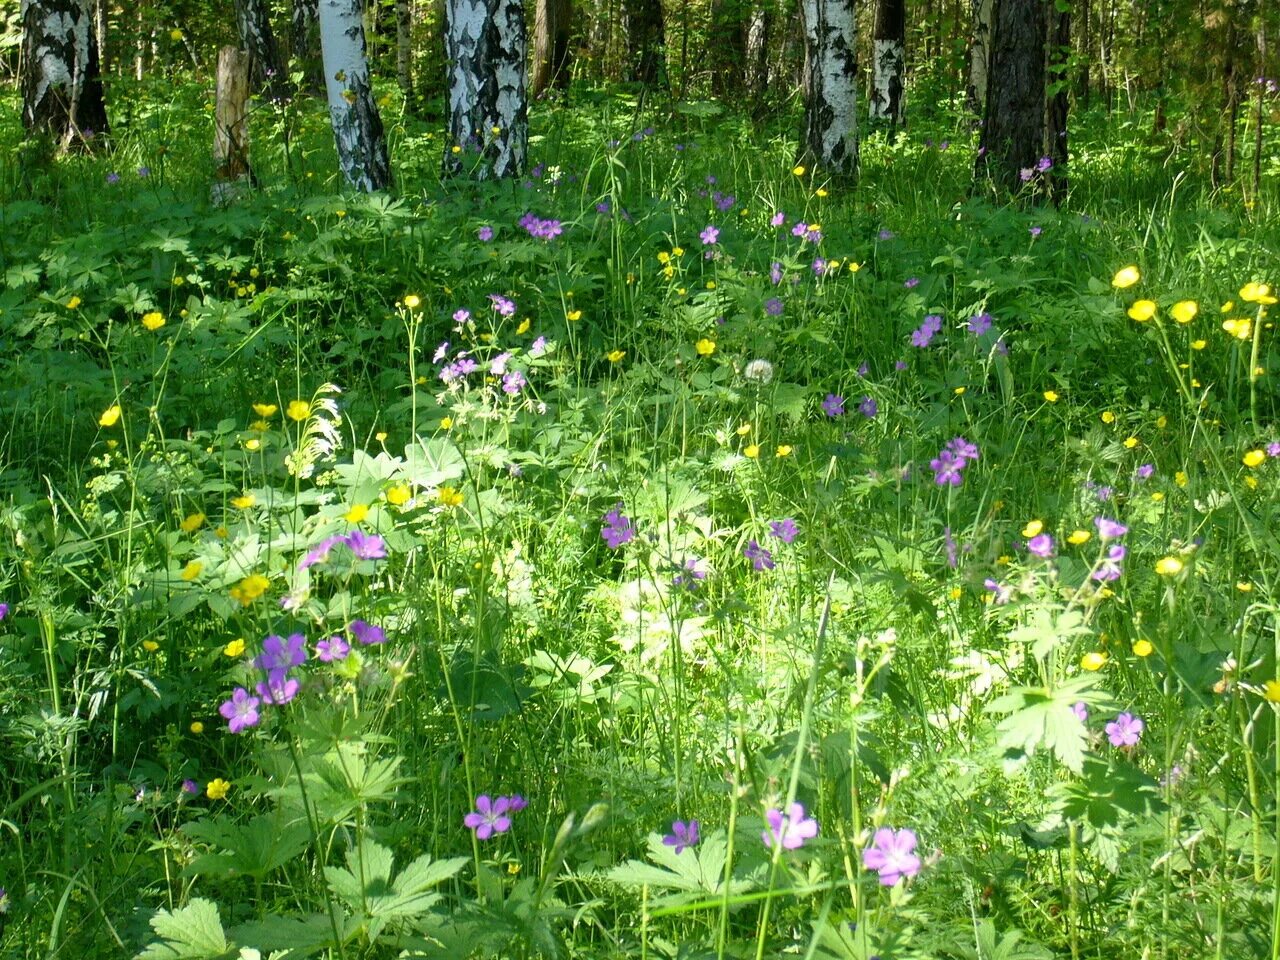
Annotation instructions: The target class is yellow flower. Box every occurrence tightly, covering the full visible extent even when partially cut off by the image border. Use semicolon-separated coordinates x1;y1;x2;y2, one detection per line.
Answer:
1240;282;1277;304
657;252;671;264
1246;475;1260;490
1222;318;1252;340
1066;530;1091;545
403;294;421;309
1101;410;1115;424
66;295;82;309
1191;339;1207;350
516;318;531;334
566;309;582;321
1265;680;1280;704
744;444;760;459
99;404;122;427
206;778;231;800
1127;300;1157;322
954;386;966;396
214;525;228;539
706;281;716;290
792;165;806;176
1156;415;1167;428
1237;581;1254;592
776;444;793;457
439;416;453;430
141;311;165;331
1132;639;1154;657
606;350;625;363
695;338;716;356
180;512;205;533
1170;300;1198;324
949;586;963;600
451;145;462;154
1081;651;1108;671
736;423;751;436
1112;266;1141;289
1022;520;1044;537
252;403;277;417
672;246;684;257
224;638;247;658
1243;449;1266;467
374;432;386;443
244;437;260;451
1151;492;1165;502
180;560;202;582
229;574;269;606
1043;390;1059;403
815;188;828;197
231;494;255;509
848;262;861;272
170;28;184;41
386;483;412;506
250;419;270;432
1124;436;1139;449
344;503;369;523
143;640;160;652
287;399;310;421
438;486;464;507
190;721;204;734
1155;556;1183;576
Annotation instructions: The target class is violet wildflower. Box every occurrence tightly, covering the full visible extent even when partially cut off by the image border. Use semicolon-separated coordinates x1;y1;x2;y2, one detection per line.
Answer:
1136;464;1155;480
502;370;527;394
822;394;845;417
770;261;783;284
137;166;150;178
770;211;785;227
433;340;451;363
911;314;943;348
858;396;878;418
946;436;980;465
349;619;386;645
256;670;300;706
1036;155;1053;173
761;802;818;851
478;225;494;241
182;778;200;795
1029;226;1042;237
857;362;869;377
0;602;8;620
464;795;513;839
743;539;775;571
673;557;707;589
490;352;512;375
1072;701;1088;722
316;636;350;662
861;827;921;885
219;687;261;734
791;221;808;238
930;450;965;486
342;530;388;560
878;228;895;240
663;819;700;854
1268;442;1280;458
1019;168;1034;182
1026;534;1055;558
700;225;720;245
764;297;784;316
769;518;799;543
1091;544;1127;581
452;309;471;325
1094;516;1129;540
601;504;635;549
529;336;548;357
507;794;529;811
895;360;908;371
1105;712;1144;747
904;277;919;288
106;171;120;184
596;200;611;214
713;191;736;212
255;633;308;672
812;257;827;276
983;578;1011;604
489;294;516;316
299;535;343;570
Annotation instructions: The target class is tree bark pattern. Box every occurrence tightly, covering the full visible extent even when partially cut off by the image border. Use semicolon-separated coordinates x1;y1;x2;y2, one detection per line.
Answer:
318;0;391;191
1044;0;1069;200
801;0;859;179
869;0;904;124
396;0;414;107
21;0;109;146
532;0;572;96
966;0;992;114
292;0;325;91
977;0;1046;194
235;0;289;99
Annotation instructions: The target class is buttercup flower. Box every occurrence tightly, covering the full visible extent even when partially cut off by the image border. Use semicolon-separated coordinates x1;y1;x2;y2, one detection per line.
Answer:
1112;266;1140;289
206;778;231;800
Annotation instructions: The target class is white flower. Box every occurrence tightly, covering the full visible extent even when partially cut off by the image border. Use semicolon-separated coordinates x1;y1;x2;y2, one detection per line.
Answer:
744;359;774;384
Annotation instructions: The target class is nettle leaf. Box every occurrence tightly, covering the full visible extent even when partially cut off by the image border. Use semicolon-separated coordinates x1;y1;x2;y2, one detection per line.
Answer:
987;675;1111;774
136;898;231;960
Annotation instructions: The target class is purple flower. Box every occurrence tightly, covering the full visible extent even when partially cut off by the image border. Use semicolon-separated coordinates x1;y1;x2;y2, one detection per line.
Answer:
529;336;548;357
672;557;706;589
769;518;799;543
342;530;387;560
895;360;908;371
478;225;494;241
489;294;516;316
878;228;895;240
219;687;261;734
1094;516;1128;540
764;297;784;316
518;212;562;240
255;669;300;706
182;779;200;795
137;166;151;178
770;262;783;284
822;394;845;417
489;352;512;375
507;794;529;811
663;819;700;853
316;636;350;662
1019;168;1034;182
1036;155;1053;173
743;539;775;572
812;257;827;276
433;340;451;363
1268;442;1280;458
1136;463;1155;480
930;450;965;486
965;313;992;338
1091;544;1127;582
911;314;943;348
601;504;635;549
464;794;513;839
983;578;1011;604
857;396;878;418
106;171;120;185
770;211;785;227
1072;701;1089;722
791;221;808;238
502;370;527;394
255;633;308;672
1029;226;1042;237
857;362;869;377
713;191;736;212
904;277;919;288
946;436;980;465
0;885;9;914
452;309;471;325
349;619;386;645
0;602;8;620
1026;534;1054;558
699;225;720;245
1105;712;1144;747
299;534;343;570
861;827;921;885
761;802;818;851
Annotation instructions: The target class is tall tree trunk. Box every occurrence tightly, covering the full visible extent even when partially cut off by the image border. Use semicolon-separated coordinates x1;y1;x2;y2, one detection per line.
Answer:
235;0;289;99
396;0;414;108
744;3;771;108
443;0;529;178
292;0;325;92
966;0;992;115
532;0;572;96
977;0;1047;195
1076;0;1089;106
318;0;391;190
93;0;107;74
869;0;904;125
1044;0;1069;201
800;0;858;179
623;0;665;85
709;0;747;97
21;0;110;147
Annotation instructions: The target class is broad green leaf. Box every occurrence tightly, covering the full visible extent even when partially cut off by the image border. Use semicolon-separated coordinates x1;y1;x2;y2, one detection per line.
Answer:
136;898;230;960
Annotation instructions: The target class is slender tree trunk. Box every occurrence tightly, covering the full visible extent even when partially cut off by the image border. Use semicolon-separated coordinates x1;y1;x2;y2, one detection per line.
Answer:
966;0;992;115
709;0;747;97
532;0;572;96
396;0;414;107
869;0;904;125
1044;0;1069;201
1077;0;1089;106
443;0;528;178
235;0;289;99
93;0;107;74
623;0;665;85
800;0;859;179
21;0;110;147
976;0;1047;195
214;46;252;188
744;3;771;108
292;0;325;92
318;0;391;190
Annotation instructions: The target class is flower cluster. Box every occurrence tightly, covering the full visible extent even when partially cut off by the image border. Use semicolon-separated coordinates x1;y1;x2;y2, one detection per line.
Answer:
1090;516;1129;582
930;437;980;487
299;530;388;570
911;314;943;348
518;212;563;240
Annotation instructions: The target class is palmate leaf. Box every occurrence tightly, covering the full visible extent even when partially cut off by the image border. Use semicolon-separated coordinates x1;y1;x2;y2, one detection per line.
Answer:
606;830;758;906
182;812;311;880
986;675;1113;774
226;915;333;959
325;839;466;941
136;898;232;960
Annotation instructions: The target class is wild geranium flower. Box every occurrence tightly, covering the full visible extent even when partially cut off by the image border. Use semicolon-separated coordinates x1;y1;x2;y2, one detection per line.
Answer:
1091;544;1127;581
342;530;387;560
663;819;700;853
464;794;513;839
478;225;494;241
761;802;818;851
770;262;783;284
1105;712;1144;747
255;633;308;672
862;827;921;885
489;294;516;316
181;779;200;795
1094;516;1128;540
1026;534;1055;558
316;636;350;662
507;794;529;811
0;602;8;620
911;314;943;348
983;578;1011;604
255;670;301;706
931;450;965;486
904;277;919;288
770;211;785;226
700;225;720;245
743;540;775;571
502;370;527;394
1136;463;1155;480
769;518;799;543
218;687;261;734
858;396;878;418
672;557;706;589
967;312;993;337
349;619;386;645
764;297;783;316
1072;701;1089;722
822;394;845;417
601;504;634;549
299;535;343;570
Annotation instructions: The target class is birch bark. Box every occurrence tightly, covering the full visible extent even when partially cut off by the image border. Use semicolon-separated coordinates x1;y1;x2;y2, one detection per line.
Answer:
318;0;392;191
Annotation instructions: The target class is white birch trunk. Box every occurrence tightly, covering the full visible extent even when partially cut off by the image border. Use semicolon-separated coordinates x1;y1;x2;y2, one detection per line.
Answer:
21;0;108;145
318;0;391;191
870;39;904;121
800;0;858;178
396;0;413;104
967;0;992;114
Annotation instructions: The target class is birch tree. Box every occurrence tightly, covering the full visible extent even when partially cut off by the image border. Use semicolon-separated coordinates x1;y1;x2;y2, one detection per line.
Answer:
869;0;905;125
800;0;859;179
396;0;414;108
318;0;391;191
21;0;110;147
235;0;289;99
443;0;528;178
967;0;993;114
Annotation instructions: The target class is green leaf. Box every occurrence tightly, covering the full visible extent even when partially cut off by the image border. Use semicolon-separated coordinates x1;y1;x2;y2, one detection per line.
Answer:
182;812;311;880
136;898;231;960
987;675;1110;774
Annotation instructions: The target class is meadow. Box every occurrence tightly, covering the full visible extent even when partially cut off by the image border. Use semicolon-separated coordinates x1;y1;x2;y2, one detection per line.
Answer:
0;75;1279;959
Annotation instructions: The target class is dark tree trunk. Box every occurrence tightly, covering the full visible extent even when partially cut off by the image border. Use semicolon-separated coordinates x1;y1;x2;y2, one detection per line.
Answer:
869;0;905;125
292;0;325;91
532;0;572;96
443;0;529;178
708;0;747;97
318;0;391;190
1044;0;1068;201
623;0;666;85
976;0;1047;195
800;0;858;179
235;0;290;99
396;0;414;108
21;0;110;148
